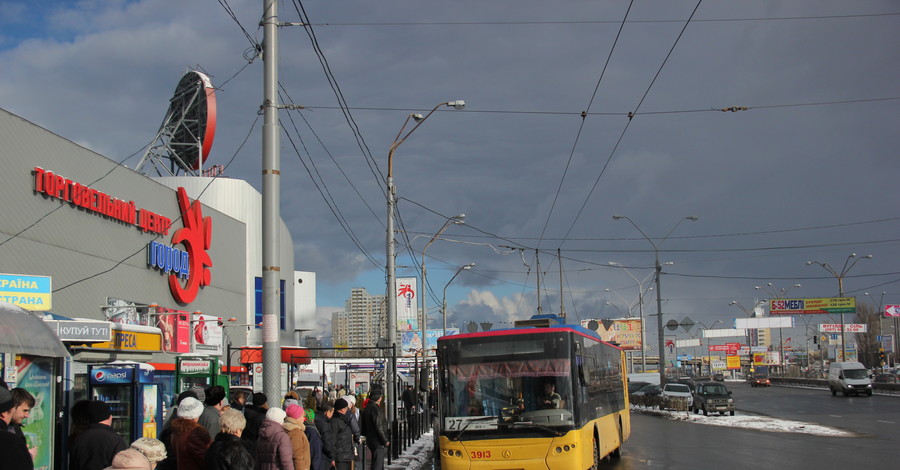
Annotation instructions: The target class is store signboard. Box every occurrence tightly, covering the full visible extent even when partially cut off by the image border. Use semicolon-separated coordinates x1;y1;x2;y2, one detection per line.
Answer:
54;321;112;342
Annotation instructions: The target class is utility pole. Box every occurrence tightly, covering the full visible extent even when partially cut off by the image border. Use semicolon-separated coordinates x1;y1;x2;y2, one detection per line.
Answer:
261;0;282;401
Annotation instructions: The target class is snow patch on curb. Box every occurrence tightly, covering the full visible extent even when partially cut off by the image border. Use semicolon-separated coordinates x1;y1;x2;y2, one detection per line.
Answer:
631;406;855;437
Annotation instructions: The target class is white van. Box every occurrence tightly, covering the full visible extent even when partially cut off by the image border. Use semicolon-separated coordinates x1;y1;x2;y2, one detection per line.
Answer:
828;362;872;397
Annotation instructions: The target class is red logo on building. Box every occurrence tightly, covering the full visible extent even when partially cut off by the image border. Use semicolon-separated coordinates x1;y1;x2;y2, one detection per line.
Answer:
169;187;213;303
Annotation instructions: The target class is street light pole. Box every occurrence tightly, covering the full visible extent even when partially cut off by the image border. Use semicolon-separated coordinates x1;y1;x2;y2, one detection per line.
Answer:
613;215;698;385
608;262;654;372
421;214;464;371
442;263;475;336
386;100;465;421
807;253;873;361
730;300;766;376
754;283;800;374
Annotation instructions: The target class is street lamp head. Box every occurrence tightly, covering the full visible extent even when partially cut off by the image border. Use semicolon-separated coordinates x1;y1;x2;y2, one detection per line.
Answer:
463;263;475;269
729;300;737;305
685;216;700;221
411;113;425;123
793;284;801;288
608;261;622;267
452;213;466;224
447;100;466;110
612;215;625;220
862;254;873;259
849;253;856;258
806;261;814;265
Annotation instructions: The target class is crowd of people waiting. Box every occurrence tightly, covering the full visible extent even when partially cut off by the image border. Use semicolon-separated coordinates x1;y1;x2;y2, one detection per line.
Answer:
0;379;391;470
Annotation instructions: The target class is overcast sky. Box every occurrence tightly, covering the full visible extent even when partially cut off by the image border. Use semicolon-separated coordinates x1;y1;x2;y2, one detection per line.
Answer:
1;1;898;345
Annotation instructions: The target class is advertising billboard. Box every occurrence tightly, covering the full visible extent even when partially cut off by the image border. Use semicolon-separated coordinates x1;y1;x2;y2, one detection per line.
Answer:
769;297;855;315
581;318;642;350
0;273;51;311
396;277;418;330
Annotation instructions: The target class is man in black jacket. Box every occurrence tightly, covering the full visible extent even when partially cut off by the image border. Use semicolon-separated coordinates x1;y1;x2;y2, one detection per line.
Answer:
333;398;355;470
315;402;336;469
241;392;268;444
67;400;128;470
0;386;32;470
361;390;389;470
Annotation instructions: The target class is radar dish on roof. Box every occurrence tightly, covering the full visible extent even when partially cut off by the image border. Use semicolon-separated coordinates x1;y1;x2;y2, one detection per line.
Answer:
136;69;217;176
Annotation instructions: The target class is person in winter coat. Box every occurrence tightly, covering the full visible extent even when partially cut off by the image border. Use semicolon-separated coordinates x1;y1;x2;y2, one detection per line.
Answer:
331;399;355;470
68;400;129;470
102;449;152;470
302;409;324;470
169;397;212;470
360;391;389;470
313;403;335;469
199;385;227;440
205;408;256;470
242;393;268;445
129;438;167;469
157;391;200;470
283;404;311;470
256;407;294;470
343;395;362;467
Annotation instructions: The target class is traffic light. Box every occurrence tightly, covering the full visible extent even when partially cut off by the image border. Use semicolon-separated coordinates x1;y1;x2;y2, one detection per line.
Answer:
879;351;886;364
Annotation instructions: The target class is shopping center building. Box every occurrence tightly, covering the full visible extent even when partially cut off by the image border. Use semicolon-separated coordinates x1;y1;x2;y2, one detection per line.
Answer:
0;107;314;463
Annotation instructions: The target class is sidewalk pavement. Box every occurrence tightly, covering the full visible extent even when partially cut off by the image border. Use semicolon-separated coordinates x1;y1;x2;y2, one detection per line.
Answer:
385;431;435;470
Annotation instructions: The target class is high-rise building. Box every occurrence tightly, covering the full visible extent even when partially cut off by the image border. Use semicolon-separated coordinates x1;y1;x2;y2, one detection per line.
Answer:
332;288;387;353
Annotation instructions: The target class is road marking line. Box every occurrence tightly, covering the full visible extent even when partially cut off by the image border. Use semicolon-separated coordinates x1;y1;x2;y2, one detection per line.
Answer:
876;420;894;424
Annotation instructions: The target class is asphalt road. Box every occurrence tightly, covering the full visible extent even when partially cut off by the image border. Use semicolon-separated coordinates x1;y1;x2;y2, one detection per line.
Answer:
605;381;900;469
432;382;899;469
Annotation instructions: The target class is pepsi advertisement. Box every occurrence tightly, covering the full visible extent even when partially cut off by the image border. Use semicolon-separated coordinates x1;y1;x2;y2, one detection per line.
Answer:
88;363;162;441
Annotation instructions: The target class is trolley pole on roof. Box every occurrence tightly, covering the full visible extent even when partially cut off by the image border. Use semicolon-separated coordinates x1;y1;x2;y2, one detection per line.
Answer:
261;0;282;402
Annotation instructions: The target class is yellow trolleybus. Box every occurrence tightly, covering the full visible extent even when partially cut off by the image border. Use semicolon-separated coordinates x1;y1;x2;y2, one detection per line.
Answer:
436;317;629;469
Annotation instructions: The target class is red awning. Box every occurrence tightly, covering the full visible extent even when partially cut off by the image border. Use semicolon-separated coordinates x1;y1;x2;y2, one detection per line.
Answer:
238;346;311;365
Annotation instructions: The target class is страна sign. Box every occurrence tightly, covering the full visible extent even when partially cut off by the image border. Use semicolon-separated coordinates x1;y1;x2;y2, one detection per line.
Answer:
0;273;51;310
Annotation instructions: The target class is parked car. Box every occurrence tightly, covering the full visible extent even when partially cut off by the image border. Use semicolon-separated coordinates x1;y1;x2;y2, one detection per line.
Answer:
692;381;735;416
628;380;651;394
671;377;697;392
749;375;770;387
631;384;661;397
873;373;899;384
660;383;693;410
712;373;725;382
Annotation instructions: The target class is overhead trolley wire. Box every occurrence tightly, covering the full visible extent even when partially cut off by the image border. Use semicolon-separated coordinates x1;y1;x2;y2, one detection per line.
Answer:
560;0;704;244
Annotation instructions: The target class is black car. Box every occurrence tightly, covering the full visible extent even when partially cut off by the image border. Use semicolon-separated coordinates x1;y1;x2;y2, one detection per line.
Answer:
631;384;662;397
692;381;735;416
628;380;651;394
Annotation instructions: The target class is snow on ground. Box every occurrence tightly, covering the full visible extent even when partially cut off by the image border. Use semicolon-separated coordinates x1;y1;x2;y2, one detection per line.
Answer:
631;406;855;437
386;431;435;470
